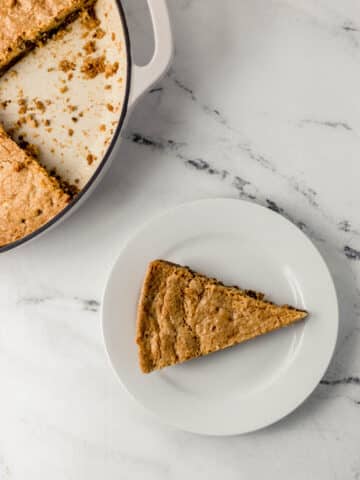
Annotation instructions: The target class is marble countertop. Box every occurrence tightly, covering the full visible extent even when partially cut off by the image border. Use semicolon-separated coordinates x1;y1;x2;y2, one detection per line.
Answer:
1;0;360;478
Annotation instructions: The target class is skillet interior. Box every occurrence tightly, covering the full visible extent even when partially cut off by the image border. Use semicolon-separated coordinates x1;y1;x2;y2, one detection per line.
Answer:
0;0;131;253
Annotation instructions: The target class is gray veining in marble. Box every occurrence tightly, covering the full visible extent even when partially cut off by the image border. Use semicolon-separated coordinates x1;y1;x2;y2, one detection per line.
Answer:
0;0;360;478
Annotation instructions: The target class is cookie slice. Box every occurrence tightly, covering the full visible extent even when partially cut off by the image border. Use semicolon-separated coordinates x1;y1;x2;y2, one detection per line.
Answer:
136;260;308;373
0;125;70;246
0;0;96;74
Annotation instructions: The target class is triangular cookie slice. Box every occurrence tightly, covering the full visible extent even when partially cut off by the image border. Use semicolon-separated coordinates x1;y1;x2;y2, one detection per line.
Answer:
136;260;308;373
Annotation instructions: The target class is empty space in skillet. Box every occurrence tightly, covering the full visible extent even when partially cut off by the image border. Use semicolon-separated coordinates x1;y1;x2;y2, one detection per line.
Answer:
0;0;128;190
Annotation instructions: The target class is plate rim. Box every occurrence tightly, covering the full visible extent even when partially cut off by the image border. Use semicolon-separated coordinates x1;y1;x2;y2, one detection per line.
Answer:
101;198;339;435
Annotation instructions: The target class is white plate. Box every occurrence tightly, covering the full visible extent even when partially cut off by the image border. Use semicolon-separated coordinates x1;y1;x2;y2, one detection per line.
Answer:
102;198;338;435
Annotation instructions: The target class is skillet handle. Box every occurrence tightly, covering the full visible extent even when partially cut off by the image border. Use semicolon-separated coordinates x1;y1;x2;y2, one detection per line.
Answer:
128;0;173;108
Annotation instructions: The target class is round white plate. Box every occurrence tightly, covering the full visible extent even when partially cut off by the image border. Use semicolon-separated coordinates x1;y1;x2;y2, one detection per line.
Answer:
102;198;338;435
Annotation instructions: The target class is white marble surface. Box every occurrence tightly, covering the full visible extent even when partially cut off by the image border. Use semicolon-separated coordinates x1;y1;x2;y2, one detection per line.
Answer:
1;0;360;478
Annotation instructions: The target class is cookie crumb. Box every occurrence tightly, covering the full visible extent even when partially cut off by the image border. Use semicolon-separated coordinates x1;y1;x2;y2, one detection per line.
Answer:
59;59;76;72
16;117;25;128
35;100;46;112
83;40;96;54
93;28;105;39
68;128;74;136
26;114;38;128
105;61;119;78
86;153;96;165
0;100;11;109
81;55;106;79
106;103;114;112
17;97;27;115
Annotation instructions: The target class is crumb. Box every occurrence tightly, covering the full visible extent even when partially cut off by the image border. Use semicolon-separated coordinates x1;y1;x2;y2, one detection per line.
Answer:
46;127;52;133
47;67;55;72
1;100;11;109
105;61;119;78
16;116;26;127
81;55;106;79
26;114;38;128
44;119;51;126
59;59;76;72
86;153;96;165
81;31;90;39
104;84;112;90
93;28;105;39
67;72;74;81
35;100;46;112
99;124;106;132
68;128;74;136
59;86;69;94
9;70;18;78
111;32;116;41
80;6;100;30
83;40;96;54
45;99;52;106
17;98;27;115
67;105;77;113
74;178;80;184
71;117;78;123
50;148;55;153
79;111;84;118
106;103;114;112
